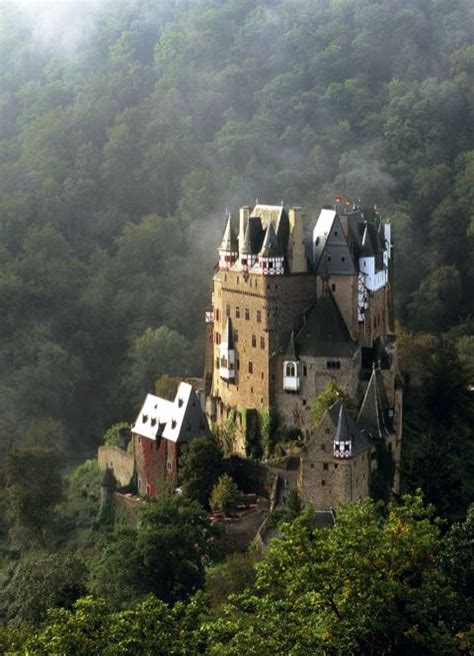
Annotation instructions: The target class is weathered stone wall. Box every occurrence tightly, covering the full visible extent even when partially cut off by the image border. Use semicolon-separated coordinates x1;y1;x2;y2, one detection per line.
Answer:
299;410;370;510
275;351;361;436
209;269;315;450
98;446;134;488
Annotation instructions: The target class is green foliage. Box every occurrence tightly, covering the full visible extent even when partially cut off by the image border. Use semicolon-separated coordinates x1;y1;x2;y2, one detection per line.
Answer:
88;494;215;607
2;552;86;626
205;552;258;612
205;495;471;655
311;379;346;427
0;0;471;463
210;474;238;516
14;595;206;656
103;422;129;447
126;326;189;403
2;446;63;548
179;436;224;508
154;373;181;400
401;336;474;520
260;408;280;457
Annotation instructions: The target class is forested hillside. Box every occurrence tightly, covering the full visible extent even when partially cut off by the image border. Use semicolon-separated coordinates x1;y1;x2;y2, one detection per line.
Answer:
0;0;473;456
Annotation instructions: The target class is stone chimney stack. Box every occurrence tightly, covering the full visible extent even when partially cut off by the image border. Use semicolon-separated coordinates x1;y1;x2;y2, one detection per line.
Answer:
288;207;307;273
239;206;251;254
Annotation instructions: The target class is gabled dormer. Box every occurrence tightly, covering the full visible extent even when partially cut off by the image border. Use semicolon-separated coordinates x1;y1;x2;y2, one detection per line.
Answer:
283;330;300;391
219;318;235;381
218;212;238;270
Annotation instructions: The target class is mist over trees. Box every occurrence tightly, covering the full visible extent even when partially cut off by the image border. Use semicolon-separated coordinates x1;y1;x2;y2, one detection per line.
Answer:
0;0;472;456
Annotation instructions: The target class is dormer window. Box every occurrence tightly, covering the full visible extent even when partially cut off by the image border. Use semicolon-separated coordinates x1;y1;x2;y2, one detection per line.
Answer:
178;398;183;408
142;414;148;423
171;419;177;429
151;418;157;427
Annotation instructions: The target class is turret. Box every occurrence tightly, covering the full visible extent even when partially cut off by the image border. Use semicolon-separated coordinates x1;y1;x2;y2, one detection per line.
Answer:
219;318;235;381
283;330;300;391
257;222;284;275
333;404;352;458
218;212;238;270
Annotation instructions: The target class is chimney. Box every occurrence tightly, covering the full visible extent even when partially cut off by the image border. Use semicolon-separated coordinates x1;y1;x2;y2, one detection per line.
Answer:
288;207;307;273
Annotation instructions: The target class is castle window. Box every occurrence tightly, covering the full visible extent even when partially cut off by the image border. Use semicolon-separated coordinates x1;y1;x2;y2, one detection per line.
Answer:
236;306;240;318
321;444;326;451
285;363;296;377
326;361;341;370
335;463;338;469
331;284;336;292
226;304;230;317
252;335;256;347
260;336;265;349
303;365;307;376
261;372;264;380
323;463;328;470
327;256;332;261
257;310;261;323
248;361;253;374
341;257;345;262
334;231;338;236
326;428;331;434
310;463;314;469
234;330;238;342
237;358;240;370
321;480;326;486
178;398;183;408
215;357;219;369
215;309;220;321
245;308;250;320
167;461;172;471
237;276;239;284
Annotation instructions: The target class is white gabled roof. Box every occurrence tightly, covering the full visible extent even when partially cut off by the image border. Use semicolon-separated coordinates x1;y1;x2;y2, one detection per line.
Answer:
132;382;205;443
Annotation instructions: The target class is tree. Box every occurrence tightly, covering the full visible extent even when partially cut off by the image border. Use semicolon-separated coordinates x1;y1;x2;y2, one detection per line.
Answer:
2;552;86;626
210;474;238;516
179;436;224;508
2;447;63;548
12;595;206;656
206;496;470;655
125;326;189;402
154;373;181;400
89;494;215;607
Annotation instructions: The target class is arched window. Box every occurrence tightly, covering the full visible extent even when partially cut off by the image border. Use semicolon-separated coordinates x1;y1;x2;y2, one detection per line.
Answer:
286;362;296;377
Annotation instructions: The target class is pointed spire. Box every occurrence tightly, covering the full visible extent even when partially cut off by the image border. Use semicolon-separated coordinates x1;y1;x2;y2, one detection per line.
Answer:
335;404;351;443
357;366;389;438
219;212;238;252
240;221;252;255
259;222;282;257
285;330;297;360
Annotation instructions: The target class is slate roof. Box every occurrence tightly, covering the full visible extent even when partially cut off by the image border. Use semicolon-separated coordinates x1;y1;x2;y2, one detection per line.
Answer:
259;222;283;257
294;289;357;358
252;204;289;254
132;382;208;443
242;216;265;255
357;367;390;438
329;400;370;457
313;211;356;276
220;213;238;251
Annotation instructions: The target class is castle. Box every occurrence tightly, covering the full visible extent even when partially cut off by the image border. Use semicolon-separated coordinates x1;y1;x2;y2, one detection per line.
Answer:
204;200;402;509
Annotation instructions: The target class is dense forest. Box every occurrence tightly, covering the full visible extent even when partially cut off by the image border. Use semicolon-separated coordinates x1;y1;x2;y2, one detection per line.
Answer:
0;0;472;455
0;0;473;652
